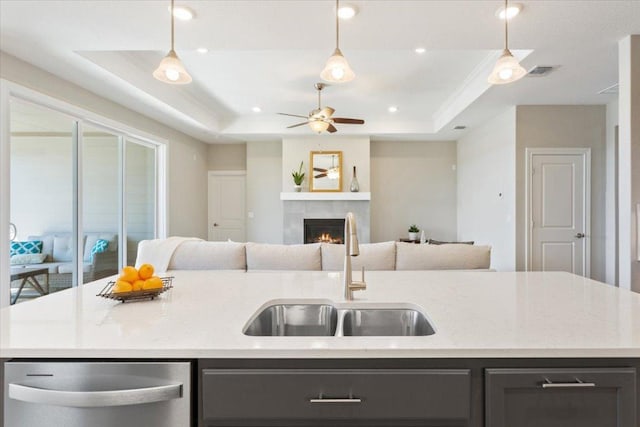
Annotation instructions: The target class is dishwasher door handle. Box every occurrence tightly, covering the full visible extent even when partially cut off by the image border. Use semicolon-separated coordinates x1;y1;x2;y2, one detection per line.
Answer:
8;382;183;408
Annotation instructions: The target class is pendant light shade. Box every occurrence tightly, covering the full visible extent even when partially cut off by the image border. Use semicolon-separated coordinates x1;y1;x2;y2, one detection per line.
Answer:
488;49;527;84
154;50;192;84
320;48;355;83
154;0;192;85
321;0;355;83
488;0;525;85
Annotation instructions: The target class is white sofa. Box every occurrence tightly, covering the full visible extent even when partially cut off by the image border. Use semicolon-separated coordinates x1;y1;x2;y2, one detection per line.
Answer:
12;232;119;287
163;240;491;271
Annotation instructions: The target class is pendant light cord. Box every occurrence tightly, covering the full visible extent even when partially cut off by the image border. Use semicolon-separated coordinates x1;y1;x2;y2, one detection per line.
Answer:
504;0;509;50
170;0;175;51
335;0;339;49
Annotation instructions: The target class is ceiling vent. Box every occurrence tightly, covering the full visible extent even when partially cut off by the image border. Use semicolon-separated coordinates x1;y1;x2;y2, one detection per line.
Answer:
527;66;554;77
598;83;619;95
454;125;467;130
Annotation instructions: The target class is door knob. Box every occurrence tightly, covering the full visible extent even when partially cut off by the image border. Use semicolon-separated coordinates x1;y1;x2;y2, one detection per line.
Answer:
575;233;585;238
213;223;219;227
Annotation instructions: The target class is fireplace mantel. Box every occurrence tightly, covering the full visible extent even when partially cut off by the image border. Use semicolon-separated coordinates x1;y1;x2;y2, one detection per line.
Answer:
280;192;371;201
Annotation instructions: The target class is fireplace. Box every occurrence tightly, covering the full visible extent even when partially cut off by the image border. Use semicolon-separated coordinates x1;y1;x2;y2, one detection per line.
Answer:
304;219;345;244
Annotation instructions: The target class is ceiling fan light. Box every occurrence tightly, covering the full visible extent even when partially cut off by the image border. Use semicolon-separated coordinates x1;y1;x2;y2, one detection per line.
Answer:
153;50;192;84
327;168;340;180
320;48;355;83
309;120;330;133
488;49;527;85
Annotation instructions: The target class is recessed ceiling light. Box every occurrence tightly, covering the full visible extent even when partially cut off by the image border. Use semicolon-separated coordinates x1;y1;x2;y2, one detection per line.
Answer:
196;47;208;54
414;47;426;54
169;5;195;21
495;3;522;20
337;4;358;20
252;106;262;113
388;106;398;113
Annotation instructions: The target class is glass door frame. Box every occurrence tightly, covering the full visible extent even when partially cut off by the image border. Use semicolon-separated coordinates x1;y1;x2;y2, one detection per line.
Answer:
0;79;167;307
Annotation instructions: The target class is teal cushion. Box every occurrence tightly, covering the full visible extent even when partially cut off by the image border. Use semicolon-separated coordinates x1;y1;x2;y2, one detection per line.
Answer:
90;239;109;260
10;240;43;256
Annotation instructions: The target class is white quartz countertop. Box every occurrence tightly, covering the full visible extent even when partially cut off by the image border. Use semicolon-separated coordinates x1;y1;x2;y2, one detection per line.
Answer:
1;270;639;359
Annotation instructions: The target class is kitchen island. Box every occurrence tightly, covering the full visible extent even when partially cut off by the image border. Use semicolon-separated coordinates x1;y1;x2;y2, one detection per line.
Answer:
2;270;640;426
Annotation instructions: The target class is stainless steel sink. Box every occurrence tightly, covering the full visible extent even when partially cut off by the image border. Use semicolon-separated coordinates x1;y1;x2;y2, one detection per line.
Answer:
341;308;436;336
243;303;338;336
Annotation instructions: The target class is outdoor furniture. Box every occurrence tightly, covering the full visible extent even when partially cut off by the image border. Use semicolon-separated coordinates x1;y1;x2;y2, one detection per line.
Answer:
10;266;49;304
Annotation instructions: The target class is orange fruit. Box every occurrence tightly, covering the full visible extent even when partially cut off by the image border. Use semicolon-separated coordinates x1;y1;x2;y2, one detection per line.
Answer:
119;266;139;283
132;280;145;291
138;263;154;280
113;280;133;293
143;276;163;290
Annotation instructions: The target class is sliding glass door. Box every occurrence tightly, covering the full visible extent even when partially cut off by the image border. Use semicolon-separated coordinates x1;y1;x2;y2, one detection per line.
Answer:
5;97;163;305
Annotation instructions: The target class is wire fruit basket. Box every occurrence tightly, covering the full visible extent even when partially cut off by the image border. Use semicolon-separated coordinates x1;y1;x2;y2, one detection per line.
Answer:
97;276;173;303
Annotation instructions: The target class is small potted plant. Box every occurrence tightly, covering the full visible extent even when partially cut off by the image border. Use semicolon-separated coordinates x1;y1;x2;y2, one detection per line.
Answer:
292;161;305;192
408;224;420;241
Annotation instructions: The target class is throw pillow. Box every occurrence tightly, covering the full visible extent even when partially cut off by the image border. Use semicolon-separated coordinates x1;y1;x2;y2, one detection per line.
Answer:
10;240;43;257
10;253;47;265
90;239;109;260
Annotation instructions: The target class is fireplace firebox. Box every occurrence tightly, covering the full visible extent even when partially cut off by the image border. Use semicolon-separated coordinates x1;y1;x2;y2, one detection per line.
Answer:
304;219;345;244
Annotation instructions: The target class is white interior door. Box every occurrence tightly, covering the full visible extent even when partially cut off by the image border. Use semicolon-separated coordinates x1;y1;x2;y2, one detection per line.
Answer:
208;172;246;242
528;149;590;276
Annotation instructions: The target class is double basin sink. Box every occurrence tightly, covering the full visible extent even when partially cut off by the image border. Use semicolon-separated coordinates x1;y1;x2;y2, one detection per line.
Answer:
243;300;436;337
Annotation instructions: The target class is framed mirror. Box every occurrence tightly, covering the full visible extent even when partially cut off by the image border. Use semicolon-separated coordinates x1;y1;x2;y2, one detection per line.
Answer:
310;151;342;192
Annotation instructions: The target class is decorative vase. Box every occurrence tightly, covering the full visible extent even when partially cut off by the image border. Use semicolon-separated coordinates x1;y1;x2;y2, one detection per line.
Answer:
350;166;360;192
420;230;426;244
408;232;419;241
293;185;302;192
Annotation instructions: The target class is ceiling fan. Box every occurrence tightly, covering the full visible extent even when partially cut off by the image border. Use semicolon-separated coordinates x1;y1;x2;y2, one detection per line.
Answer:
278;83;364;133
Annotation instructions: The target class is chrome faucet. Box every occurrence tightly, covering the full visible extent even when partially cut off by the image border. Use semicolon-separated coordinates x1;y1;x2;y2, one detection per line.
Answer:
344;212;366;300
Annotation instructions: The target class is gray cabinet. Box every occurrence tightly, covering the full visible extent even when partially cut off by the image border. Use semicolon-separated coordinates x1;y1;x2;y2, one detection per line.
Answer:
485;368;637;427
201;368;471;426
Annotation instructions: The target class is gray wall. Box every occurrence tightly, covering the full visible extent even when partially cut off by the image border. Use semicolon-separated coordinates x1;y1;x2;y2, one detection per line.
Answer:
246;140;283;243
605;99;619;285
370;140;457;242
0;52;210;239
208;143;246;171
515;105;607;281
457;108;516;271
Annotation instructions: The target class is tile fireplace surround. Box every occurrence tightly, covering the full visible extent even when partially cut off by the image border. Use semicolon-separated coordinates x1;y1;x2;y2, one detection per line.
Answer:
281;193;371;244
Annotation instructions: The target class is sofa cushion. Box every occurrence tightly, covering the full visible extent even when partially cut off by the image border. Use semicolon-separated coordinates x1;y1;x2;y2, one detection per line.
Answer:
321;241;396;271
168;241;246;270
246;243;321;271
58;262;93;274
53;236;74;262
395;242;491;270
10;240;42;256
84;233;117;262
90;239;109;260
10;253;47;265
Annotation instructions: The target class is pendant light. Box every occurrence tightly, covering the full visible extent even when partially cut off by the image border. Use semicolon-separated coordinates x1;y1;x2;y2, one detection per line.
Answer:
488;0;526;85
320;0;355;83
154;0;192;84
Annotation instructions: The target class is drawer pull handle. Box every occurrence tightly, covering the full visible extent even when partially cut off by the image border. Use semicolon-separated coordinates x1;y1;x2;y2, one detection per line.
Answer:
542;378;596;389
309;398;362;404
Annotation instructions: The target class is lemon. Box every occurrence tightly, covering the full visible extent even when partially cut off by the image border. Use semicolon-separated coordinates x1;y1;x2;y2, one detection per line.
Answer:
119;266;139;283
138;263;154;280
113;280;133;293
143;276;163;290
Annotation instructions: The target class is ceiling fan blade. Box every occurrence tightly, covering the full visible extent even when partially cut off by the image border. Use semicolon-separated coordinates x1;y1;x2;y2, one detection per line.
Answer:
287;122;309;129
278;112;309;119
327;124;338;133
332;118;365;125
313;167;328;172
315;173;328;178
319;106;335;118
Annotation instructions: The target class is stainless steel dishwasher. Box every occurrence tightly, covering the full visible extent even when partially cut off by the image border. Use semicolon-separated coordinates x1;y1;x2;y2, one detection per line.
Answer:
4;361;192;427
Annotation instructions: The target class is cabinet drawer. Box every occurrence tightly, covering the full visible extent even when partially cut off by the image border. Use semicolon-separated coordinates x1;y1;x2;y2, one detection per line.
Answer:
486;367;637;427
202;369;470;422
